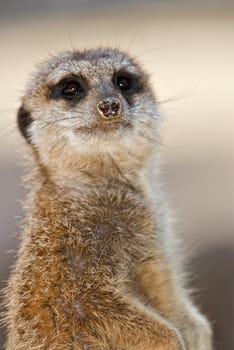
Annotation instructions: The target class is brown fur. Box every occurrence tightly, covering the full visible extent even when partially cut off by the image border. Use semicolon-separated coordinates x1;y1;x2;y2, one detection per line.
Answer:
4;48;213;349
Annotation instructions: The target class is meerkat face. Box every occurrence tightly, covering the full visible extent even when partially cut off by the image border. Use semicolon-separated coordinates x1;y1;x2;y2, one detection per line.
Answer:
18;48;160;173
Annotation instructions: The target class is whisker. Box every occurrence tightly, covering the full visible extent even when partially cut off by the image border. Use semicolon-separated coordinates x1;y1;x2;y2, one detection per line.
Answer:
0;120;16;128
51;116;81;123
157;96;187;105
41;116;81;129
0;128;17;140
125;20;144;53
0;120;17;139
62;123;81;134
67;28;75;53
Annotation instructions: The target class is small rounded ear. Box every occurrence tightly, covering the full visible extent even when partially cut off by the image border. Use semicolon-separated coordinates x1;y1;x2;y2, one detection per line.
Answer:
17;105;33;143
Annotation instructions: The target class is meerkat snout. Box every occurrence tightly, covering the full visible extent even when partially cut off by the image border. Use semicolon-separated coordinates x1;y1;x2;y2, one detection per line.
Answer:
97;98;121;118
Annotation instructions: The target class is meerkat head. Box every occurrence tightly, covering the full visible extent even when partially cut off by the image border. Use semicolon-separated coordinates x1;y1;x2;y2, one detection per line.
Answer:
18;48;160;182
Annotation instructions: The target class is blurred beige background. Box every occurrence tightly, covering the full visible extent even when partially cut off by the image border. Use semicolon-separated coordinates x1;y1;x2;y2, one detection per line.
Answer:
0;1;233;349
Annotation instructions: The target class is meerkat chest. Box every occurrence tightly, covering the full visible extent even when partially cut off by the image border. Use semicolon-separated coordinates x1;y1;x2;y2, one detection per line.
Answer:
53;189;157;273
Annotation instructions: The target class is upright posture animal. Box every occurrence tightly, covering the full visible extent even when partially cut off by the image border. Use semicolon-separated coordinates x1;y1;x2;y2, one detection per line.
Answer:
5;48;213;350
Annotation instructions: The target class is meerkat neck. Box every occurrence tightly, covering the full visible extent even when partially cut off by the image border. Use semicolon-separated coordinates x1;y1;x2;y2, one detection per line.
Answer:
27;161;155;212
32;150;156;196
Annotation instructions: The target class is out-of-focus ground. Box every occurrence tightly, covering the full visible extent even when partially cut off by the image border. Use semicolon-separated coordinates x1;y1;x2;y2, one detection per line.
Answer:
0;1;233;349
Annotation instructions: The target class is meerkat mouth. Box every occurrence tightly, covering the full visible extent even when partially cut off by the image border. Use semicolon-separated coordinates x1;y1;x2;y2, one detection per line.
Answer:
75;118;132;134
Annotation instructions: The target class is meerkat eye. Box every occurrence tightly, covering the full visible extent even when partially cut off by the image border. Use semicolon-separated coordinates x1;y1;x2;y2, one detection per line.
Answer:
62;81;84;98
114;73;140;94
116;76;131;91
50;77;87;100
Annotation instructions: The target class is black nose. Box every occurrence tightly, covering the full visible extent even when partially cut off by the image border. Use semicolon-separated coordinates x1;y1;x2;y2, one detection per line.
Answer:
97;98;121;118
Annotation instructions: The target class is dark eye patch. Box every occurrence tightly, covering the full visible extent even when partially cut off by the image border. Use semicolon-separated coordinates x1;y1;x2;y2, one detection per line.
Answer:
113;71;142;95
49;76;87;101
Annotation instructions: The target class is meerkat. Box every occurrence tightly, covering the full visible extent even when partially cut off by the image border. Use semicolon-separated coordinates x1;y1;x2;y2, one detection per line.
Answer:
4;48;213;350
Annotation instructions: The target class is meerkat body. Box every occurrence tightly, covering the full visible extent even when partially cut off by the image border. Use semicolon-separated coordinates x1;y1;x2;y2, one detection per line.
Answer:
5;48;212;350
